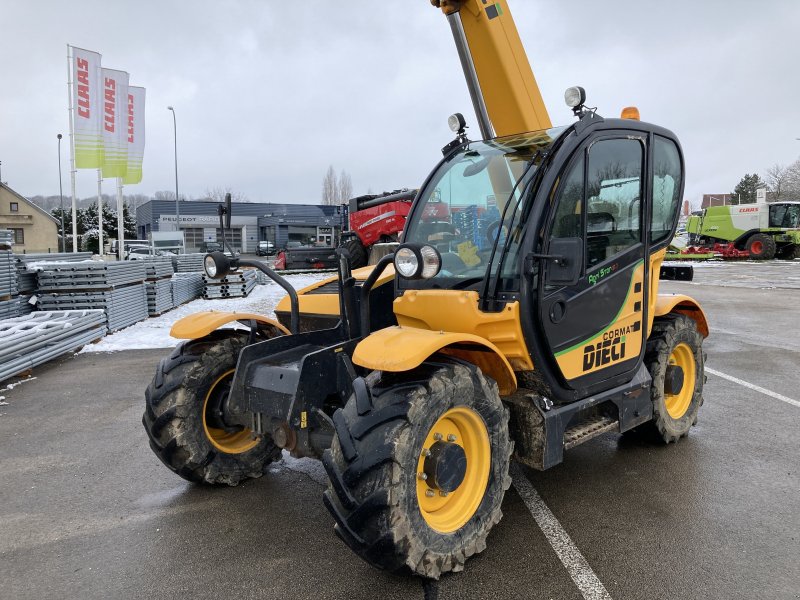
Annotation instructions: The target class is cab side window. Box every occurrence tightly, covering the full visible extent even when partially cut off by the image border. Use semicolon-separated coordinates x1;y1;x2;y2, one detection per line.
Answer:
551;156;584;240
586;138;644;268
651;136;683;245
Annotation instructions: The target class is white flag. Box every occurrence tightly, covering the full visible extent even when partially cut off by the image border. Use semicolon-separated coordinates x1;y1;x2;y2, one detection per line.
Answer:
71;46;103;169
100;68;129;178
123;87;145;185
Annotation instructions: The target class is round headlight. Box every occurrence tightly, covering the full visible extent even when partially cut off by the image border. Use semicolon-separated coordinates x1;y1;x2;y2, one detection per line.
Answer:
204;254;218;278
419;245;441;279
394;247;419;278
564;86;586;109
204;251;230;279
448;112;466;133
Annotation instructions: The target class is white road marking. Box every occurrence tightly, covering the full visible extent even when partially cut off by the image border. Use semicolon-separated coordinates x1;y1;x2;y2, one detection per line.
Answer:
511;464;612;600
705;367;800;409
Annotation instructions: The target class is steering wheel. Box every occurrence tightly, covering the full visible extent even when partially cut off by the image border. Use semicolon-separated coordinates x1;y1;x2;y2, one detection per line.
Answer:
485;220;508;246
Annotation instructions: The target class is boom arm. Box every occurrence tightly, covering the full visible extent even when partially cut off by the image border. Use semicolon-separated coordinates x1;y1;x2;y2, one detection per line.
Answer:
431;0;552;138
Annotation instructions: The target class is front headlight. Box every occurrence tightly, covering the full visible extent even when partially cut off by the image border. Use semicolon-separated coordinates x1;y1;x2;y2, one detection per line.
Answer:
393;244;441;280
419;245;441;279
204;252;230;279
395;247;419;278
204;254;217;278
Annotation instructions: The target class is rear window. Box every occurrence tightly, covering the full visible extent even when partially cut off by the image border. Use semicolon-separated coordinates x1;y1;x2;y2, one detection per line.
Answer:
651;136;683;245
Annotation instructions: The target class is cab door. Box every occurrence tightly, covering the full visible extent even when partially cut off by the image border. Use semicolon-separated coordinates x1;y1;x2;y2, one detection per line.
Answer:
537;135;649;393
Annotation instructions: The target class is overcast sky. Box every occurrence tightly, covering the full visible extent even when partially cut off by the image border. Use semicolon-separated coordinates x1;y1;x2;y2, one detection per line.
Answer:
1;0;798;209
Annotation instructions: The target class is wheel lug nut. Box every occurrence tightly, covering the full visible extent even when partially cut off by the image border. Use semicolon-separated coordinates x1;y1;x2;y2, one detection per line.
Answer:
447;434;457;442
423;448;431;457
425;490;435;497
439;491;448;497
418;472;428;481
433;433;443;441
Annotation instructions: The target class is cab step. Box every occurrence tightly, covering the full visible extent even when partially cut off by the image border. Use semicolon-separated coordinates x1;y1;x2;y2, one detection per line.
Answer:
563;415;618;450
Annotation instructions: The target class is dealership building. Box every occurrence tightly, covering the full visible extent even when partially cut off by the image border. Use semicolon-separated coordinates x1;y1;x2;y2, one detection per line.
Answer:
136;200;345;253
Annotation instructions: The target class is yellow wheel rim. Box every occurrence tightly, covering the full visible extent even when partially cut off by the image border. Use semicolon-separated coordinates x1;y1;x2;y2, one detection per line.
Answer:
416;407;491;533
202;369;259;454
665;343;696;419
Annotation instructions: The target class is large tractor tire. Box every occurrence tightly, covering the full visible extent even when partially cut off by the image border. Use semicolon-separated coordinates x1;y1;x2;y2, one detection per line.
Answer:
777;244;800;260
644;315;705;443
323;359;512;579
746;233;776;260
341;237;368;269
143;331;281;486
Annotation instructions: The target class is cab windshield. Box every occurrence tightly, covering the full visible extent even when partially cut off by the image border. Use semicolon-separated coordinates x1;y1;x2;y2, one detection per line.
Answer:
403;128;565;281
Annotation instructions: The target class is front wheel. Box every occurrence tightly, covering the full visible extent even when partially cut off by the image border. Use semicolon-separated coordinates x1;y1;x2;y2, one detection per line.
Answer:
340;237;368;269
644;315;705;443
323;359;512;579
746;233;776;260
143;332;281;485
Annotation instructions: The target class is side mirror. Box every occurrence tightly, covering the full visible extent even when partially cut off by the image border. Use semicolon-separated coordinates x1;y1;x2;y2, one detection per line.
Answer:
224;192;232;230
545;238;583;286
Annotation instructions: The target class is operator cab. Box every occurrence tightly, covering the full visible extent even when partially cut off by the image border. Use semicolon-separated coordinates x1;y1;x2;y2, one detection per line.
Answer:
395;92;685;402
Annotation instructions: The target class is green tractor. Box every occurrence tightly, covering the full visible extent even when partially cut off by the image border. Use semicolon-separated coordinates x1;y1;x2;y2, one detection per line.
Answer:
686;202;800;260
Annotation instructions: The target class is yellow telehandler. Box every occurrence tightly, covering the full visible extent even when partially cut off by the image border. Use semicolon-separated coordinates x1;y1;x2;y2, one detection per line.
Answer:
143;0;707;579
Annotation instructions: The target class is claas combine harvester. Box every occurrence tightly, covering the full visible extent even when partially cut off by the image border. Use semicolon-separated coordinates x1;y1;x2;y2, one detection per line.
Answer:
142;0;708;579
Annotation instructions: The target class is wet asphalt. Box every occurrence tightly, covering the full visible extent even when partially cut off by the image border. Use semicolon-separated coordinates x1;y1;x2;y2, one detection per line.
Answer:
0;261;798;600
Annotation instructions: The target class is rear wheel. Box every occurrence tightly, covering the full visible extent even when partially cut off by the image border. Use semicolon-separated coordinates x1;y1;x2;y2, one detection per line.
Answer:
644;315;704;443
777;244;800;260
323;359;512;579
143;331;281;485
341;237;368;269
746;233;776;260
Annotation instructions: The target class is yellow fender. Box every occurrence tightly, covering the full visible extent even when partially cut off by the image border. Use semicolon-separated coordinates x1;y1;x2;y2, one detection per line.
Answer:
654;294;709;338
170;311;289;340
352;326;517;396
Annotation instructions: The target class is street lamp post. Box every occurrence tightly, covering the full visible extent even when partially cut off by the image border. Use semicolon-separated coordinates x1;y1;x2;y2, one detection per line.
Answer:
57;134;66;252
167;106;180;233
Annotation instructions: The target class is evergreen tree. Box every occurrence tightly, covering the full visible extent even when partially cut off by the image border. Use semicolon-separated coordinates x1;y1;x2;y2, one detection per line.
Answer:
731;174;764;204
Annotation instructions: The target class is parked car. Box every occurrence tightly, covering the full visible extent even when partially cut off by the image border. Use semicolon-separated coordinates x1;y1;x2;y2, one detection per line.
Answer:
256;241;275;256
199;241;224;253
127;247;175;260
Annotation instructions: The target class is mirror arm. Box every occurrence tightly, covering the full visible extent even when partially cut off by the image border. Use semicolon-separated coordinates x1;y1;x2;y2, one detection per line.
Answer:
526;252;568;269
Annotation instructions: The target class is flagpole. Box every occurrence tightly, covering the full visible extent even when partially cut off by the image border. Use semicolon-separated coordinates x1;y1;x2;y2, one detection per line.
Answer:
97;168;103;257
66;44;78;252
116;178;125;261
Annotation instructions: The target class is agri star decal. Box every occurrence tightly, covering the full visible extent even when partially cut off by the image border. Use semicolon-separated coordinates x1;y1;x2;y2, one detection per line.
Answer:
582;325;633;371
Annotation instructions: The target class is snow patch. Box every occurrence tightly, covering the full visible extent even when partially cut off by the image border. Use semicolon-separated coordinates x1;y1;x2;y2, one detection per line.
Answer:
1;377;37;392
81;273;329;353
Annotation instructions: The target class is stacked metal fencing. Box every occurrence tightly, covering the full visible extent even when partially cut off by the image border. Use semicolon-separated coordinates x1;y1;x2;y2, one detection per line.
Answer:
146;279;174;315
35;262;149;332
171;272;204;306
0;229;13;248
0;297;33;319
15;253;94;296
143;257;175;315
0;250;19;298
203;269;257;299
173;253;206;273
0;310;106;382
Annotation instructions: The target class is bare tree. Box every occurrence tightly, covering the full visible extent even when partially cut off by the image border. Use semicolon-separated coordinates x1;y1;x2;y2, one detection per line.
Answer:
763;160;800;200
786;159;800;198
204;187;249;203
765;164;790;199
338;170;353;204
322;165;338;205
154;190;176;201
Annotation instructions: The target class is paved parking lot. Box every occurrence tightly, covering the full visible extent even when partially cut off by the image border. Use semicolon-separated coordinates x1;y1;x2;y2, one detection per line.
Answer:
0;261;798;599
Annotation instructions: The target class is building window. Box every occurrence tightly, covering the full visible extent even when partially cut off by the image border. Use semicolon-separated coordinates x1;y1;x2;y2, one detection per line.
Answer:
10;202;18;212
11;228;24;244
